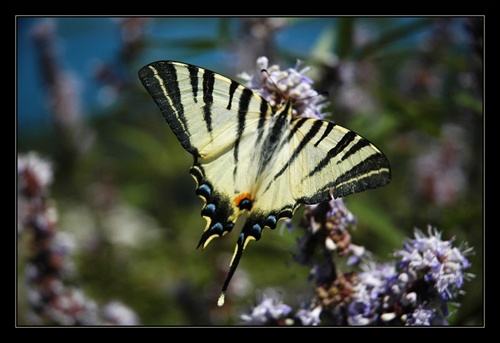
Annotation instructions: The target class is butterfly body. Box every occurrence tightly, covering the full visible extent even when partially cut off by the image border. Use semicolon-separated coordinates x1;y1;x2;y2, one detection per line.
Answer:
138;60;391;305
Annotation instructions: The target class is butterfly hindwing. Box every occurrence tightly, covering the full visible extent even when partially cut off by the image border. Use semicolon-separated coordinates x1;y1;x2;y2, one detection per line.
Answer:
138;60;391;305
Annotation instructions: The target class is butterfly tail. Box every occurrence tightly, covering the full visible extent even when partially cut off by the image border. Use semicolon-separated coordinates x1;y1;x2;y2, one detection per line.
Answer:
217;222;263;307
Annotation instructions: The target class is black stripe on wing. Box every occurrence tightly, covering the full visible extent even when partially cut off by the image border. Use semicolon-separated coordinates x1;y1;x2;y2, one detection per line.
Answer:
256;101;292;177
301;125;391;200
331;154;391;198
202;69;215;133
313;121;335;147
138;61;198;156
307;130;357;179
273;118;323;180
187;64;199;102
227;80;239;110
255;98;271;146
233;88;254;180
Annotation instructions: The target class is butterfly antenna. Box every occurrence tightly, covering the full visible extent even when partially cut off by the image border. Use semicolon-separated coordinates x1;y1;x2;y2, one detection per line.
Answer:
260;69;288;103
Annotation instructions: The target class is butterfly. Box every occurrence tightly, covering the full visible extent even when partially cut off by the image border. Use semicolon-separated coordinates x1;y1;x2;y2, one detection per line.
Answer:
138;60;391;306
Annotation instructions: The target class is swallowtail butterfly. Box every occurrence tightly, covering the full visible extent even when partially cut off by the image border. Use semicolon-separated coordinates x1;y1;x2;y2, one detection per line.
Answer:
138;60;391;306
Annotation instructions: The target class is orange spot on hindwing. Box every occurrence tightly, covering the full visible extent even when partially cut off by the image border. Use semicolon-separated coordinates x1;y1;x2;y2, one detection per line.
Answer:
234;192;255;211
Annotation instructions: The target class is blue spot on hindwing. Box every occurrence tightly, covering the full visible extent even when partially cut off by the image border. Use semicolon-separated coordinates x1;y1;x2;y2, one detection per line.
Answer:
225;222;234;232
238;198;253;211
210;222;224;234
265;215;277;228
197;184;212;198
202;203;216;216
251;224;262;237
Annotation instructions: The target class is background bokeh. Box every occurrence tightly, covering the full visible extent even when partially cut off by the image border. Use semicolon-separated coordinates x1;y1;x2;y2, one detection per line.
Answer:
17;17;483;326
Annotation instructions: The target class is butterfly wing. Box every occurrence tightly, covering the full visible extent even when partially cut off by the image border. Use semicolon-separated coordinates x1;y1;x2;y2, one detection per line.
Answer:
139;61;300;304
286;118;391;203
138;61;391;306
139;61;262;159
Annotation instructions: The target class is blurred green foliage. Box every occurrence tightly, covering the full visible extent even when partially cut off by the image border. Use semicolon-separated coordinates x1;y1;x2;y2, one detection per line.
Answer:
17;17;483;326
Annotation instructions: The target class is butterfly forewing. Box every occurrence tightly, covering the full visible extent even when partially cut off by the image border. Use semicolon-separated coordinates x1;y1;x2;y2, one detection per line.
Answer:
288;118;391;202
139;61;271;161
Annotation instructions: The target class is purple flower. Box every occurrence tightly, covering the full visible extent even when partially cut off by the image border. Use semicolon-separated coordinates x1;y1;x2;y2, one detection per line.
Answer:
295;305;322;326
341;227;472;326
347;263;399;325
395;226;473;302
239;56;328;119
240;294;293;325
406;305;447;326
